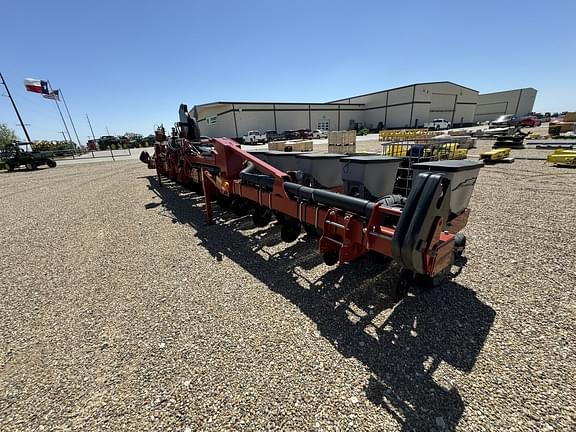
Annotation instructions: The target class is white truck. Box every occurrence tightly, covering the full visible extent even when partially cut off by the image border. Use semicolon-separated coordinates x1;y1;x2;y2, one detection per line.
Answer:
242;130;267;144
424;118;451;130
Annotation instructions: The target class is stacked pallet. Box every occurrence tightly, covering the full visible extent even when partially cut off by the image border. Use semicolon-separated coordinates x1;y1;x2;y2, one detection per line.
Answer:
268;140;313;152
549;112;576;135
328;131;356;154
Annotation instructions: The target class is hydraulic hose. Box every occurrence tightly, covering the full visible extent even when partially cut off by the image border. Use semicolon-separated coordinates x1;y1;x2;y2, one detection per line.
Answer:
284;182;376;218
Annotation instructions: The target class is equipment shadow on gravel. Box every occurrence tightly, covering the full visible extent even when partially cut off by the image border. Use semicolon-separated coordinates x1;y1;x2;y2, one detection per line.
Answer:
146;176;496;432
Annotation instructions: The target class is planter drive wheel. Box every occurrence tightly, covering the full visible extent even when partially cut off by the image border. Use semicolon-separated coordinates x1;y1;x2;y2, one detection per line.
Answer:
47;159;57;168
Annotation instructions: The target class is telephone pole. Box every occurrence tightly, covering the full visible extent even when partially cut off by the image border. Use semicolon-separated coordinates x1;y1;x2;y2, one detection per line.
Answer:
0;71;32;142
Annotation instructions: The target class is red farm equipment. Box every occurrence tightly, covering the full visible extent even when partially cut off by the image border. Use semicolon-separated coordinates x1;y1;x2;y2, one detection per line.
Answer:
140;104;482;297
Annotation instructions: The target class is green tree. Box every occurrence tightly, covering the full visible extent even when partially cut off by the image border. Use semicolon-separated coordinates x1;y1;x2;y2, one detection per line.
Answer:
32;140;74;151
0;123;18;148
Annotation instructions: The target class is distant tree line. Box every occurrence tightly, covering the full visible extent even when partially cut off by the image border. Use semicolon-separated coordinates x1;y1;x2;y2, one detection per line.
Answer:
0;123;18;148
1;123;154;152
32;140;75;151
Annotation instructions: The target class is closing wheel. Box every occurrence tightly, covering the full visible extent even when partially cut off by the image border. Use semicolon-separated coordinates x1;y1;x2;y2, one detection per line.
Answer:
322;250;339;266
454;233;466;258
394;269;413;301
230;198;251;217
280;222;301;243
252;207;272;227
414;267;450;289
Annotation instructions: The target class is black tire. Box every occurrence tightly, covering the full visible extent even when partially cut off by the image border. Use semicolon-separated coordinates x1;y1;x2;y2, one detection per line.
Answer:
25;163;35;171
414;267;449;289
322;250;339;266
230;198;251;217
303;223;320;237
252;207;272;227
280;222;301;243
216;195;232;209
47;159;57;168
6;162;15;172
394;269;413;301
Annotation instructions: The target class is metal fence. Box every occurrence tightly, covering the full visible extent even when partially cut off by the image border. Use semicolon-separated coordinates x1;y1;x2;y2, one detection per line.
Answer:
382;140;469;196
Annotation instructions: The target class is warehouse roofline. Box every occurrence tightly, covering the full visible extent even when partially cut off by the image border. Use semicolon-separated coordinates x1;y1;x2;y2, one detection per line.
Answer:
195;101;365;109
194;81;481;109
479;87;537;95
326;81;479;104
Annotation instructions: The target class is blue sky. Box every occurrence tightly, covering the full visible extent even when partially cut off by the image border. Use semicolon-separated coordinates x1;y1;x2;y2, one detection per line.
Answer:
1;0;575;142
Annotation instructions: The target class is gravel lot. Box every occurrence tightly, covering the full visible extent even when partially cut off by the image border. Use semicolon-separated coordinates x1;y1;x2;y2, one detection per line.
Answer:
1;150;575;431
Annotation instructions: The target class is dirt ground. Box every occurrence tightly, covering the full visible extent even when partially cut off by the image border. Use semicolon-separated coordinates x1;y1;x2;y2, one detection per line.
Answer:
0;147;575;431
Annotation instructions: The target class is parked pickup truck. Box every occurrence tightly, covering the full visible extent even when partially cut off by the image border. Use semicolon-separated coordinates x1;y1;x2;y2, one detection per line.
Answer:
242;130;267;144
424;118;451;130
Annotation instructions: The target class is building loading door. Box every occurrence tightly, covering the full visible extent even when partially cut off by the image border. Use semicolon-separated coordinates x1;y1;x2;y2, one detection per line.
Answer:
430;93;457;123
318;120;329;131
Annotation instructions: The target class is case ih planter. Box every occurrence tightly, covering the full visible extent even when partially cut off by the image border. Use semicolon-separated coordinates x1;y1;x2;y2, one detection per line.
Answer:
140;105;481;296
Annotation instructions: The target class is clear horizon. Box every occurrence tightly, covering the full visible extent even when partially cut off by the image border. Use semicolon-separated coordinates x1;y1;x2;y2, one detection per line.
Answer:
1;0;575;142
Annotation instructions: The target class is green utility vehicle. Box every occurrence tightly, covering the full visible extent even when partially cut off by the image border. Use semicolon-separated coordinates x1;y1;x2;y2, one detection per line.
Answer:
1;143;57;172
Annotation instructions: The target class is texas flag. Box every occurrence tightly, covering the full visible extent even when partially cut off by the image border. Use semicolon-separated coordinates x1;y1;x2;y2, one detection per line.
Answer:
24;78;49;94
42;89;60;101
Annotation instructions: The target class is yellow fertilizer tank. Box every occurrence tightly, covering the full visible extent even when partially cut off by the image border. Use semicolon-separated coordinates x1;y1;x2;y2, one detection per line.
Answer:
546;149;576;167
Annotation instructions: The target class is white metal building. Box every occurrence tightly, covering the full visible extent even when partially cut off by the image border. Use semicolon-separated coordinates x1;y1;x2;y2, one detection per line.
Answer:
192;102;364;139
473;88;538;123
193;81;537;138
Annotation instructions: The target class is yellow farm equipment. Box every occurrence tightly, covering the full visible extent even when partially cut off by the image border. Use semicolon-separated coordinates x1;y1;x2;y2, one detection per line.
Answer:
433;143;468;160
479;148;514;164
546;149;576;167
379;129;441;142
383;142;467;160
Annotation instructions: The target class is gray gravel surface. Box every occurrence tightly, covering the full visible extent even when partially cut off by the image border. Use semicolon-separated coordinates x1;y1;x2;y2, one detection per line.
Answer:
1;158;575;431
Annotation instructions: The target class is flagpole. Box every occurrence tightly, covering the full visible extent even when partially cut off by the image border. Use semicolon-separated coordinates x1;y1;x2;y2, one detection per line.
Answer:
86;114;96;141
0;71;32;142
47;81;73;147
58;88;82;148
